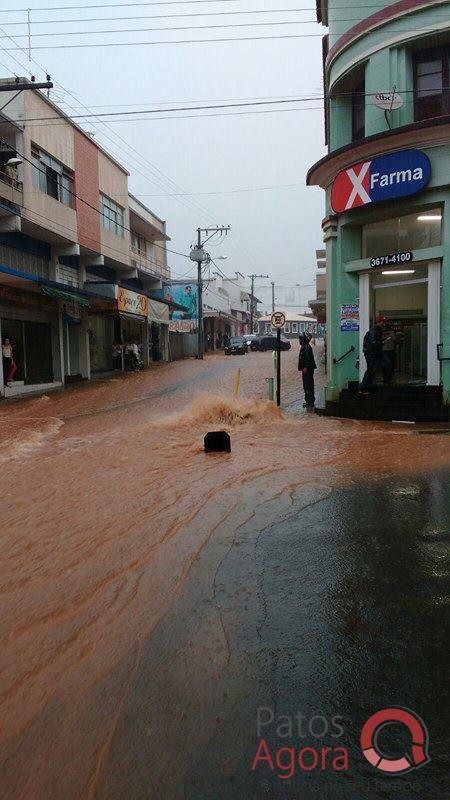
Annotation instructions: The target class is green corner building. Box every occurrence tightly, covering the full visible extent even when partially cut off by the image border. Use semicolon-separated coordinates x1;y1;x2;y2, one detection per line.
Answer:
308;0;450;420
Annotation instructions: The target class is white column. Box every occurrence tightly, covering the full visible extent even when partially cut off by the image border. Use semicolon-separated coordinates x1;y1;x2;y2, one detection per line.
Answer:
427;260;441;386
358;272;370;382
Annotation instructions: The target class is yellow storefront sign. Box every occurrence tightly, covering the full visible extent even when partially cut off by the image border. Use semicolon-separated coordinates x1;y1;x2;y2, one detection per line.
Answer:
117;288;148;316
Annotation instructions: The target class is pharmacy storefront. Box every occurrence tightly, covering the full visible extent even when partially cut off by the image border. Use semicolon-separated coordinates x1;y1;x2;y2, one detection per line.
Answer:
309;144;450;417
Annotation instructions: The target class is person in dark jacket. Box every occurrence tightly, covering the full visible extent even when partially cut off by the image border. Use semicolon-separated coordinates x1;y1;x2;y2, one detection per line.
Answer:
298;332;316;407
359;315;392;394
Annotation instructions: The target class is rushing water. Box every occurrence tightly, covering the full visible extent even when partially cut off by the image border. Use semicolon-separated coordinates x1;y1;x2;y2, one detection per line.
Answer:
0;348;448;799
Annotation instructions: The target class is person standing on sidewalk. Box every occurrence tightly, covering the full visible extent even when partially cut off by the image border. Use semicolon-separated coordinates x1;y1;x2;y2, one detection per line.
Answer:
298;332;316;408
359;316;392;395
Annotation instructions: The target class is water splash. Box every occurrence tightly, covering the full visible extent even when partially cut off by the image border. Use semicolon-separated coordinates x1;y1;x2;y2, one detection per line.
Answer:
0;417;64;465
168;393;283;428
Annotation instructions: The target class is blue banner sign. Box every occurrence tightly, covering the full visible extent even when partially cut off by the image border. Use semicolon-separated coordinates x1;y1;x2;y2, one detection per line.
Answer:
332;149;431;213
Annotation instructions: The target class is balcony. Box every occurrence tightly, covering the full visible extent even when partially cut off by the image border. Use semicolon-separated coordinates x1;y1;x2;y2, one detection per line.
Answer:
131;246;170;280
0;175;22;217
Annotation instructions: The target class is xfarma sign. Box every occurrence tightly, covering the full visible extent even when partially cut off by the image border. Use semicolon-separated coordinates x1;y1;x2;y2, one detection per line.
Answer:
331;149;431;213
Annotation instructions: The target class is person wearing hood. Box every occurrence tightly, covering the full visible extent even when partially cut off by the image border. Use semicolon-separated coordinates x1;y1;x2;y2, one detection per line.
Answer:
359;315;392;395
298;332;316;408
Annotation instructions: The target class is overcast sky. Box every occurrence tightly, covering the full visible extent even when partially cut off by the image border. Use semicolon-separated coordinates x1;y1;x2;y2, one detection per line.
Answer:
1;0;327;307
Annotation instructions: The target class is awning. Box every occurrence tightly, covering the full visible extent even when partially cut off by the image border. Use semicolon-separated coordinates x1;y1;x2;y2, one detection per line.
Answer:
148;298;169;324
119;311;147;324
41;285;90;307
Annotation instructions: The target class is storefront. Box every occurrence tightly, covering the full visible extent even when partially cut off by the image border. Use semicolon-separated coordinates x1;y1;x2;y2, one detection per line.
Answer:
117;287;149;367
0;283;61;396
308;143;450;418
88;313;117;373
148;297;169;362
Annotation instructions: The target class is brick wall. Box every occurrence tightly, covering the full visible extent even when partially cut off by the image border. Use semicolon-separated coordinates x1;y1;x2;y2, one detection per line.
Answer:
74;129;101;252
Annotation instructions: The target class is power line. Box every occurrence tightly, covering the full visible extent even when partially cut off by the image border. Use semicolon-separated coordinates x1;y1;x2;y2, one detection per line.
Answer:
0;0;276;13
0;8;319;26
14;85;429;125
2;32;325;49
16;95;327;120
47;92;322;108
5;7;450;26
0;19;320;38
0;0;438;12
16;105;324;126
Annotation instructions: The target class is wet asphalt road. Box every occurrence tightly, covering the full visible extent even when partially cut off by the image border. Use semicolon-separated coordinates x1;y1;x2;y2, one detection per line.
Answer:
92;467;450;800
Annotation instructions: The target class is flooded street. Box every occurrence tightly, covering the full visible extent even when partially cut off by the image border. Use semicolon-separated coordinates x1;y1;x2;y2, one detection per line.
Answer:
0;348;449;800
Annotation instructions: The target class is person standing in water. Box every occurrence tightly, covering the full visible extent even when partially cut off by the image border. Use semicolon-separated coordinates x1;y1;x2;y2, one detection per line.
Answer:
298;331;316;408
2;337;17;387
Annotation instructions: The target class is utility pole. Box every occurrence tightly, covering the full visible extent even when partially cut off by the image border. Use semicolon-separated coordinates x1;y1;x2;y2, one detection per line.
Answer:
190;225;230;359
248;274;269;333
271;281;275;313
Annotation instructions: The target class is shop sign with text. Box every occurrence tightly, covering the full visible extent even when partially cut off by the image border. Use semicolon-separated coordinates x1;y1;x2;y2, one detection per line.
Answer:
331;149;431;213
117;288;148;316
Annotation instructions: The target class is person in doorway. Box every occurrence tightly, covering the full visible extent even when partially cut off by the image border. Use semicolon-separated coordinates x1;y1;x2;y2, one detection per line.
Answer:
359;316;392;394
2;337;17;387
112;341;123;371
125;338;142;371
206;333;213;351
298;331;316;408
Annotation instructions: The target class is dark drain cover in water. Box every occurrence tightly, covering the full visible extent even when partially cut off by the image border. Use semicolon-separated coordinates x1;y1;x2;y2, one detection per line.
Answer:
204;431;231;453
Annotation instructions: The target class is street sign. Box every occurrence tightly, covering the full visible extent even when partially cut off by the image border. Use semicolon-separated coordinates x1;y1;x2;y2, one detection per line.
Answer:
331;149;431;213
370;251;413;268
372;92;403;110
271;311;286;328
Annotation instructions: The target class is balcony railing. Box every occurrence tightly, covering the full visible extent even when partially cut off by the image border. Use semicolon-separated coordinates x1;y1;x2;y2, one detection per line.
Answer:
0;175;23;214
130;245;169;279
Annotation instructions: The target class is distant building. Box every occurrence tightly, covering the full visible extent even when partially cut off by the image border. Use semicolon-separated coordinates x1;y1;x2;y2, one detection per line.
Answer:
256;283;313;317
257;311;317;340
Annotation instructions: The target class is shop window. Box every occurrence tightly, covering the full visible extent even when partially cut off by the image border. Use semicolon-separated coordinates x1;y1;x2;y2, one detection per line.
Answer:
101;194;125;237
265;323;271;333
291;322;298;333
414;46;450;121
284;322;291;333
362;208;442;258
31;146;74;207
352;76;365;141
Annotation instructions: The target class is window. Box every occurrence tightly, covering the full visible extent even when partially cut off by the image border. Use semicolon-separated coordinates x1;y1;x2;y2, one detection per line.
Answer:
101;194;125;237
291;322;298;333
131;231;148;255
352;76;365;141
362;208;442;258
265;323;271;333
284;322;291;333
31;146;74;207
414;46;450;121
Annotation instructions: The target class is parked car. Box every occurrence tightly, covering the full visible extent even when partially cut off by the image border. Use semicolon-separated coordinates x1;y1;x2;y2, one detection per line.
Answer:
243;334;259;351
224;336;247;355
253;335;291;352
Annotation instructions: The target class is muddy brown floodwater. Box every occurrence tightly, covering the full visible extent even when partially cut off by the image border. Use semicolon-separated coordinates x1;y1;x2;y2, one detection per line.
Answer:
0;346;449;799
